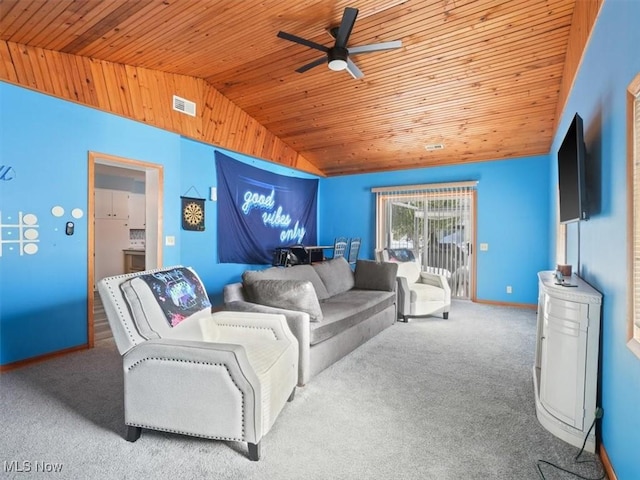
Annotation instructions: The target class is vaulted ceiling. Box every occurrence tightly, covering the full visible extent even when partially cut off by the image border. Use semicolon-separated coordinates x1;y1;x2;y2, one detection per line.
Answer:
0;0;602;176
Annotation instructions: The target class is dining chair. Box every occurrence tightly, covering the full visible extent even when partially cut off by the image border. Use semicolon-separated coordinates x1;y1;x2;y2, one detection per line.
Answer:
332;237;348;259
347;237;361;264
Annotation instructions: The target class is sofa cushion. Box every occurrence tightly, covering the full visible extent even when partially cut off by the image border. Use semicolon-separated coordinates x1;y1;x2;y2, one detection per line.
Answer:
310;289;396;346
312;257;354;297
354;260;398;291
120;266;217;341
410;283;446;302
243;279;323;322
243;264;330;301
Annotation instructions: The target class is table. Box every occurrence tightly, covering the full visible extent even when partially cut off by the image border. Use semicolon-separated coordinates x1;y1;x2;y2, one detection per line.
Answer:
273;245;334;266
123;249;145;273
303;245;333;263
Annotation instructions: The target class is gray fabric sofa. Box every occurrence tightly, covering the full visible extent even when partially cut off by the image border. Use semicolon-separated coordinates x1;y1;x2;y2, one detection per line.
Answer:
224;257;398;386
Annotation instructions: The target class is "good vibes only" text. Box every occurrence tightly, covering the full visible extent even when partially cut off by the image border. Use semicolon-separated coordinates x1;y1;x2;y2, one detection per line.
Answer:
241;189;305;243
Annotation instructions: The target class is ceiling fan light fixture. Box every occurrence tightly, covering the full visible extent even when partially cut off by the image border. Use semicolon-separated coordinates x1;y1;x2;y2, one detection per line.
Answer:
328;47;348;71
328;59;347;71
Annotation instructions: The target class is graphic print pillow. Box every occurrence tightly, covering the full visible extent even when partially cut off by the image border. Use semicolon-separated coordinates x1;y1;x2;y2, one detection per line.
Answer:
122;267;211;329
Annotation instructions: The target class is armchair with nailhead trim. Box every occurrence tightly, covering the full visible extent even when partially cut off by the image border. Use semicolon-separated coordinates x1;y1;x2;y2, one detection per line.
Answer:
98;266;298;461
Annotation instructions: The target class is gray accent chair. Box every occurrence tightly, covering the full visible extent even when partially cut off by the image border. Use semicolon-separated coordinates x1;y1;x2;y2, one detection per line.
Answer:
98;266;298;461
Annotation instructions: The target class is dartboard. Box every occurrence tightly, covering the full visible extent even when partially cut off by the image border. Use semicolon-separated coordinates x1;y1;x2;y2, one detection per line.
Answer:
181;197;205;231
184;202;203;226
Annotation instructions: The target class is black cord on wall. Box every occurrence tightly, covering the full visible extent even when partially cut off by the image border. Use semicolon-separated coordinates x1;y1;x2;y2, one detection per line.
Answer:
577;219;581;277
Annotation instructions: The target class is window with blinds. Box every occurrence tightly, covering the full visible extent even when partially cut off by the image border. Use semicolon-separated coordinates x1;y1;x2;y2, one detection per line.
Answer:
628;72;640;357
372;181;477;299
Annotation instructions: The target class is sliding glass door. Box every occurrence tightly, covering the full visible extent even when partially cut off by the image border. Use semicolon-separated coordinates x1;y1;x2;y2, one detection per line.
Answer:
374;182;476;300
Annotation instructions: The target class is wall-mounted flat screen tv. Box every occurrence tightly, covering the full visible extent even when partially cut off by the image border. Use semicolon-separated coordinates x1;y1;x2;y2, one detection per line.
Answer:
558;113;588;223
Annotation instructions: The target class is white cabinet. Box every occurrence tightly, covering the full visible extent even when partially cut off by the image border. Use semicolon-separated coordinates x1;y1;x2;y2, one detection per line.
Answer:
533;271;602;452
93;188;144;286
540;296;589;429
128;193;146;228
95;188;129;220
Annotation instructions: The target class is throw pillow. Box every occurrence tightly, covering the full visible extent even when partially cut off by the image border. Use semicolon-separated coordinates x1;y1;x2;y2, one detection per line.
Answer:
395;261;420;285
354;260;398;292
312;257;355;297
242;265;330;300
121;266;212;332
243;279;323;322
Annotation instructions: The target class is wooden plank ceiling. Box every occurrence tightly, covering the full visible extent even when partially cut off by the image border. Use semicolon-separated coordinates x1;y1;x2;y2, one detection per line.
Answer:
0;0;600;176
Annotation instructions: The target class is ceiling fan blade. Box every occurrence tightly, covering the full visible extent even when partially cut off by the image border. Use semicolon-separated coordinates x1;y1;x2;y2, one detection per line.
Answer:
345;58;364;79
348;40;403;55
296;57;327;73
334;7;358;48
277;31;329;52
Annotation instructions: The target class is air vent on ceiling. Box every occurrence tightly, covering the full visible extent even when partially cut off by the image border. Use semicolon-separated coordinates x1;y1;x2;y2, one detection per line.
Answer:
425;143;445;151
173;95;196;117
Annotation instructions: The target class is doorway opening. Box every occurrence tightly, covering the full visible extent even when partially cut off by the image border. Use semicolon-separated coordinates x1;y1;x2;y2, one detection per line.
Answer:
87;152;163;347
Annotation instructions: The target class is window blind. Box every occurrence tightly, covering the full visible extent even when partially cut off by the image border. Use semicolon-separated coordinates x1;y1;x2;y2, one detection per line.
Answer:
372;181;477;298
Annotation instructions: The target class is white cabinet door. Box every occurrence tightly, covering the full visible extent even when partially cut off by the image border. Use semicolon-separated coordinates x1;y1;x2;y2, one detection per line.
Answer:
95;188;130;221
128;193;146;228
539;296;588;429
94;188;113;219
111;190;129;220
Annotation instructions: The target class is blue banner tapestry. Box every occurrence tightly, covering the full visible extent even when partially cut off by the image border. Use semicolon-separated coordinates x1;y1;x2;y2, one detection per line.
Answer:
216;152;318;264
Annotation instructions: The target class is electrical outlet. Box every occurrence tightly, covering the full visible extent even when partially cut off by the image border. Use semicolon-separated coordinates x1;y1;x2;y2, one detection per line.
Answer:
165;235;175;246
506;286;512;294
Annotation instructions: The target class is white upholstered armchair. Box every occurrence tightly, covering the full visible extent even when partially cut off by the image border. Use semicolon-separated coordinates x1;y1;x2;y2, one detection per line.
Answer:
395;261;451;321
98;266;298;461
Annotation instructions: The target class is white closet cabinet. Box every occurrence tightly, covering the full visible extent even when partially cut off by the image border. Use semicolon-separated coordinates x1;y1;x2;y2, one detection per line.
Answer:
95;188;129;220
533;271;602;453
128;193;146;228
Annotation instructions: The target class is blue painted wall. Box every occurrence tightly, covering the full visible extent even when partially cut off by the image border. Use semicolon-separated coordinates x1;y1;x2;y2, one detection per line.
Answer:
319;155;551;305
548;1;640;478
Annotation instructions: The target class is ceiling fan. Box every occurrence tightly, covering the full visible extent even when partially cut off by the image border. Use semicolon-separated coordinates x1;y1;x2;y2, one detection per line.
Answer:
277;7;402;79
